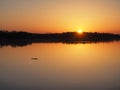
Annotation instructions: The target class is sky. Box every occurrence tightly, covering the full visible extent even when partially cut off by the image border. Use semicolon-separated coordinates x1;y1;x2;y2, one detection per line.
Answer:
0;0;120;33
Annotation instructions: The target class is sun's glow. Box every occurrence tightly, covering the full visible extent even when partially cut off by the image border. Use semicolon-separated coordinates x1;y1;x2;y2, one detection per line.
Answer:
77;29;83;34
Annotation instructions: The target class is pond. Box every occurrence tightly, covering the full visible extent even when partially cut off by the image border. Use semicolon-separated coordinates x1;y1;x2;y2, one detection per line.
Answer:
0;41;120;90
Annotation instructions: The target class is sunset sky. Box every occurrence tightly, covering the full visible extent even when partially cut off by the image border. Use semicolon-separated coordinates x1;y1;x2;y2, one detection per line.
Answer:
0;0;120;33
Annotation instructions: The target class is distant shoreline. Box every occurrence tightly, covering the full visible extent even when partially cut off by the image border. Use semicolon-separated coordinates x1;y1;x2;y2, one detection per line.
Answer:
0;30;120;47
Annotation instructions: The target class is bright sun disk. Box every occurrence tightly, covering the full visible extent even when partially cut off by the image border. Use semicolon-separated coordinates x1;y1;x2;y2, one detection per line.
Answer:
77;29;83;34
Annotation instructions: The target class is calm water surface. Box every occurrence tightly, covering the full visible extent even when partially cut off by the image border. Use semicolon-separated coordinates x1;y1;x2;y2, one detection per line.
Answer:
0;41;120;90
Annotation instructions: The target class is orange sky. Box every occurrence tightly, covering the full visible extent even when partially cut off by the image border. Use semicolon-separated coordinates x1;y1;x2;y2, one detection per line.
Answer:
0;0;120;33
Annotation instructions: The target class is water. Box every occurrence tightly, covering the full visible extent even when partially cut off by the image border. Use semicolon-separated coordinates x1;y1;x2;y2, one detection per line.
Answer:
0;41;120;90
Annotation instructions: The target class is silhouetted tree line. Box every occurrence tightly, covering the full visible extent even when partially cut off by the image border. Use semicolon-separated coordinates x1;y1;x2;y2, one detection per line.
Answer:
0;30;120;47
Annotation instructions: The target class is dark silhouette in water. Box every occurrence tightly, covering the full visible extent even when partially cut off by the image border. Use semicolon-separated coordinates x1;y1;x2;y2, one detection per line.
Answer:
31;58;39;60
0;30;120;47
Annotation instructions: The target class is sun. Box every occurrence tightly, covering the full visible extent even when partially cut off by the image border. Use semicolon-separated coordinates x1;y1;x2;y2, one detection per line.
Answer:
77;29;83;34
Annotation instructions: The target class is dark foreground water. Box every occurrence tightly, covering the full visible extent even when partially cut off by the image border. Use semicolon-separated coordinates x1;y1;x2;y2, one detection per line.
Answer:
0;41;120;90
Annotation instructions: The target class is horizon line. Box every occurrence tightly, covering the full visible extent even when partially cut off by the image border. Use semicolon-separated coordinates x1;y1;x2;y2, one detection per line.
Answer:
0;30;120;35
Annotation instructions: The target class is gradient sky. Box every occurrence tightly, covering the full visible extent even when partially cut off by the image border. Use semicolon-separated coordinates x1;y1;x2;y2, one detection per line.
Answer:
0;0;120;33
